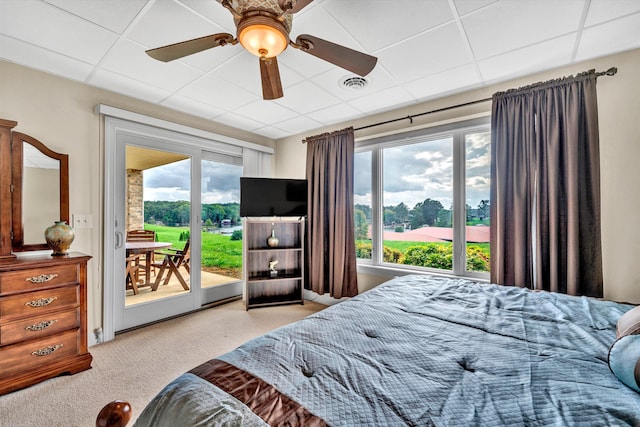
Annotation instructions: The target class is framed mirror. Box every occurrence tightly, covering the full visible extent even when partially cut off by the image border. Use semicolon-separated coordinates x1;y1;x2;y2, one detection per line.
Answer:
11;132;69;252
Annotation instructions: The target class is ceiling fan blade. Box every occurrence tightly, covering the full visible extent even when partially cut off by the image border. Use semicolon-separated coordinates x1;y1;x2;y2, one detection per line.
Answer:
259;56;284;100
279;0;314;13
294;34;377;77
146;33;236;62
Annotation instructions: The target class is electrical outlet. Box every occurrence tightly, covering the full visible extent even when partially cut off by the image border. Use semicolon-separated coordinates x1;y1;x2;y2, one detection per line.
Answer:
72;214;93;229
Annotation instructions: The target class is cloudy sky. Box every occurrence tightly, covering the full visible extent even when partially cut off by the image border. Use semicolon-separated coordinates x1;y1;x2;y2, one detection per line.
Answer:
141;131;490;210
143;158;243;204
355;131;490;210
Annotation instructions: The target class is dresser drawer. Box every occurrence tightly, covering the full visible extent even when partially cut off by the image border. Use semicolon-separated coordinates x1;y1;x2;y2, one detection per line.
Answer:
0;307;80;346
0;286;79;321
0;328;80;377
0;264;79;295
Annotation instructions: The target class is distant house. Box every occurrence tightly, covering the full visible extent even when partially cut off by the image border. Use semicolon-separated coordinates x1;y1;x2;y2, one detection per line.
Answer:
383;226;490;243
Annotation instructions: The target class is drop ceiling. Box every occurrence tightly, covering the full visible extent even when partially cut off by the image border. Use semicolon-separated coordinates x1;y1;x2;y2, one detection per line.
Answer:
1;0;639;140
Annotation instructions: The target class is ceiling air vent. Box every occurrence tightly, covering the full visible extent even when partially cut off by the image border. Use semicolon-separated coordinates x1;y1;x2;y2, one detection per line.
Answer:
340;75;369;90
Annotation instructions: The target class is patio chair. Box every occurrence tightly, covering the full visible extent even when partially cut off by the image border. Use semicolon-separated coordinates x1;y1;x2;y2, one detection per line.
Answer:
126;229;156;280
152;239;190;291
125;254;145;295
126;229;156;242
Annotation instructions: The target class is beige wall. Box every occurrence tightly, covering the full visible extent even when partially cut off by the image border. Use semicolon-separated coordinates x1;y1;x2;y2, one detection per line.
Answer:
0;60;275;335
275;48;640;304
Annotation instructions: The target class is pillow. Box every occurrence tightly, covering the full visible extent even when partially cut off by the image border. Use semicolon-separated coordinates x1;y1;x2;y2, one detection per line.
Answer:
608;335;640;392
609;305;640;392
616;305;640;338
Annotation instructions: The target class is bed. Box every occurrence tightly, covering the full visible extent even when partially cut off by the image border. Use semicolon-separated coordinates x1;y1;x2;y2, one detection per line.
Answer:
99;275;640;426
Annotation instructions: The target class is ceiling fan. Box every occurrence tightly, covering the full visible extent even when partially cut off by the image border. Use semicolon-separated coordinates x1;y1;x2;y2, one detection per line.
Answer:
146;0;377;100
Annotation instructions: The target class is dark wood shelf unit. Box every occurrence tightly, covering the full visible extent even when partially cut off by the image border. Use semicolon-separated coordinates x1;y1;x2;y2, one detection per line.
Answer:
243;218;305;310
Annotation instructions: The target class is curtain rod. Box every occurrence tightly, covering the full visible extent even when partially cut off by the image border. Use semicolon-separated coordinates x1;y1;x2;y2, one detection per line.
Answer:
352;66;618;132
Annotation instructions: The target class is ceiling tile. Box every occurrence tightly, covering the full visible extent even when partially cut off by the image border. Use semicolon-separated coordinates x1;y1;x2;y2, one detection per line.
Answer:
212;53;264;96
165;0;244;71
287;3;364;53
233;99;298;124
178;0;236;33
43;0;147;34
585;0;640;27
179;73;257;110
213;111;267;132
127;0;225;49
404;63;482;100
306;102;365;125
348;86;414;115
0;0;118;64
376;22;473;83
463;0;585;59
211;53;305;97
321;0;454;52
0;34;95;82
175;44;245;73
277;45;335;79
160;95;226;120
101;38;202;92
271;115;324;135
273;81;341;115
250;126;291;139
453;0;499;16
88;69;172;103
310;66;396;101
575;12;640;62
478;34;576;83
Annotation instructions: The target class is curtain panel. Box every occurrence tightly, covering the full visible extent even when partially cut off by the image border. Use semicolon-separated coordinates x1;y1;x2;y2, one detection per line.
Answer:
490;70;603;297
305;127;358;298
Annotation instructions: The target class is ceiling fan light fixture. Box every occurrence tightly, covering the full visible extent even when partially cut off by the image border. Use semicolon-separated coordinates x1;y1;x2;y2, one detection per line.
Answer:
238;16;289;58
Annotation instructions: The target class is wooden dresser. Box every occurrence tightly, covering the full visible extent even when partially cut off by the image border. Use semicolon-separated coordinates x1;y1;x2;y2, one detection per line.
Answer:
0;252;92;395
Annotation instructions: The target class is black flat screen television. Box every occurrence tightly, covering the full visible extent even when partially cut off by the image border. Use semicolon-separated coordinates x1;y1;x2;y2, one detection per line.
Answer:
240;177;308;217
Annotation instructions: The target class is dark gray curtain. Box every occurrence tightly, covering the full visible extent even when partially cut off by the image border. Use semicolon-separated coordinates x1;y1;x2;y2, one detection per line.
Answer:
305;127;358;298
490;70;603;297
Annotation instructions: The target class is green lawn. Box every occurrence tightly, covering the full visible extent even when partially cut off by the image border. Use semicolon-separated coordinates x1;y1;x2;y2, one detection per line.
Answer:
144;225;490;276
144;224;243;277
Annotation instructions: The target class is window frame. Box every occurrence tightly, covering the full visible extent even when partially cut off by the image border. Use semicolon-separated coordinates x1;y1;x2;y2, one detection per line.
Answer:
355;116;491;280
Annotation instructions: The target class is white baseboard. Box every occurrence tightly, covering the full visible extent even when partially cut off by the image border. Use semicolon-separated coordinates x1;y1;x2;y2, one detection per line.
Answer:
303;289;349;306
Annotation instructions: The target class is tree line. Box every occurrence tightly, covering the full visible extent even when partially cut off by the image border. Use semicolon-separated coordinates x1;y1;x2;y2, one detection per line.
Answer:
144;201;240;227
354;199;490;239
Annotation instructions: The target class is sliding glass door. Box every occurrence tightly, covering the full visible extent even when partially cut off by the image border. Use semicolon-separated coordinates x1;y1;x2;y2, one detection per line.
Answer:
124;146;193;307
103;114;272;340
114;141;198;331
200;154;244;304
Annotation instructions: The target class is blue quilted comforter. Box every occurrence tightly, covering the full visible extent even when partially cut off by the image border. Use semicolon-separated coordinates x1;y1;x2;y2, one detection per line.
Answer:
136;275;640;426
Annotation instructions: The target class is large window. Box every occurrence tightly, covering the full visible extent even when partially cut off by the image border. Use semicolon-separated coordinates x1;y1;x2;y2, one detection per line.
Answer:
355;118;490;278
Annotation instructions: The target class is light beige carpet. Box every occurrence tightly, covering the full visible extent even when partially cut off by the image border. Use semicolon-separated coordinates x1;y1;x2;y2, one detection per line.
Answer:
0;300;325;427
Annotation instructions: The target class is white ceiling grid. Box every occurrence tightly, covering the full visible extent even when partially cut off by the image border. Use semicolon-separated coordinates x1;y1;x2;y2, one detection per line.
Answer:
0;0;638;139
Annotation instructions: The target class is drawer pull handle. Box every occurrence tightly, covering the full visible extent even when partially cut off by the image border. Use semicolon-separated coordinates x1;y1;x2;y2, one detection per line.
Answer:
31;344;63;357
25;319;57;331
25;273;59;284
25;297;58;308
